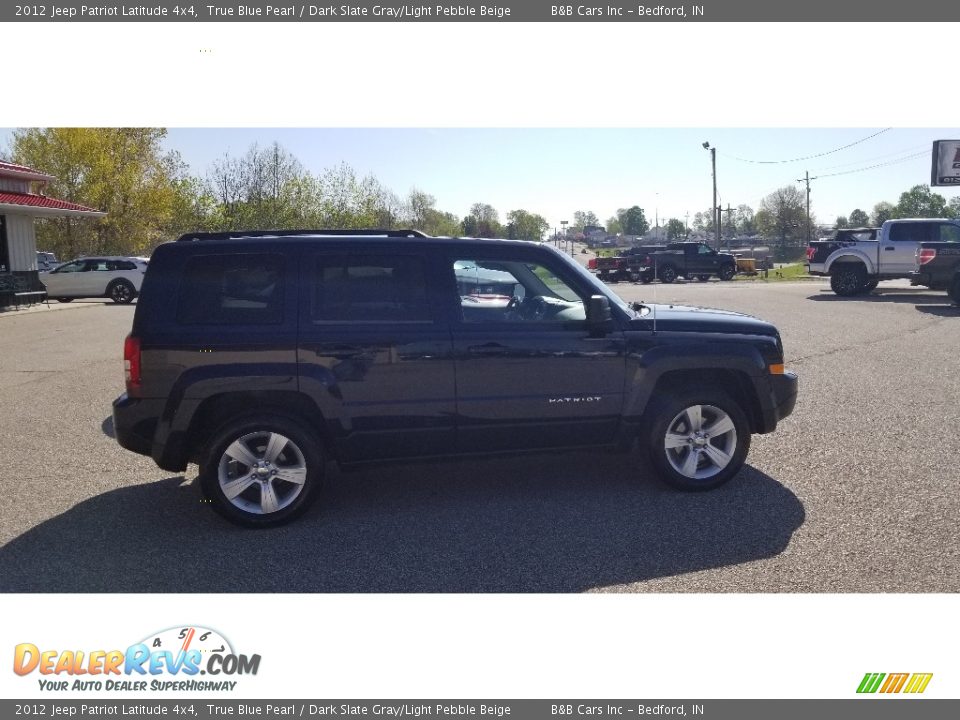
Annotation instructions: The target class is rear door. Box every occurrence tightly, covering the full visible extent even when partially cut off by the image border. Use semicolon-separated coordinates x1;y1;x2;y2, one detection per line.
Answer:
445;247;627;453
297;246;456;462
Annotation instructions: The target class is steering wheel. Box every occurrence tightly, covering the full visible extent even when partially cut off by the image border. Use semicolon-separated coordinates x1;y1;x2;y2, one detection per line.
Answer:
504;295;523;320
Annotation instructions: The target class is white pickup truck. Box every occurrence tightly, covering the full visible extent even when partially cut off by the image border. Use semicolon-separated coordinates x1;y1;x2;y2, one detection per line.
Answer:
806;218;960;296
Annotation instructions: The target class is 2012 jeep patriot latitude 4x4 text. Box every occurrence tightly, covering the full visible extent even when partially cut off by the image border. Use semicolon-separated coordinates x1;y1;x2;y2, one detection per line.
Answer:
112;230;798;527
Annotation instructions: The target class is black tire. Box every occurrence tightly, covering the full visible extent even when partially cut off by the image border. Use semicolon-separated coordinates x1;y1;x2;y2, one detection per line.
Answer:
698;275;711;282
108;279;136;304
718;264;736;281
644;387;750;491
56;298;73;303
658;265;677;284
830;265;866;297
949;274;960;306
861;279;879;293
629;271;641;283
199;413;324;528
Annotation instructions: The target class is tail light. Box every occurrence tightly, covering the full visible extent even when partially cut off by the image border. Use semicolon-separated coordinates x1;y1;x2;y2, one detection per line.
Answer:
124;334;141;395
918;248;937;265
806;246;816;261
588;258;597;269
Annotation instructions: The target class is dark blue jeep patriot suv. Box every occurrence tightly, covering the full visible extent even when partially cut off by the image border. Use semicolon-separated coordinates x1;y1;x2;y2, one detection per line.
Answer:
113;230;798;527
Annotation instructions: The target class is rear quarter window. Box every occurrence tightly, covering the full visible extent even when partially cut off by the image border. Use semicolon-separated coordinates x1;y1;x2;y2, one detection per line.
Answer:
177;253;284;325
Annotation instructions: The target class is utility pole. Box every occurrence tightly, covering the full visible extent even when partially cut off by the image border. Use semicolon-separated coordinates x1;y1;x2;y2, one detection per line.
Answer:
797;171;812;243
684;212;690;238
720;204;735;250
703;142;718;248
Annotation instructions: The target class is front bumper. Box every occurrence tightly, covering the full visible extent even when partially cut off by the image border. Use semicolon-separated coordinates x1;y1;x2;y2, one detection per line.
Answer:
771;371;799;421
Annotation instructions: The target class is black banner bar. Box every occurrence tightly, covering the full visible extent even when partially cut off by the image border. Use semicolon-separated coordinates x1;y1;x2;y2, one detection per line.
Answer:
1;700;957;719
3;0;959;22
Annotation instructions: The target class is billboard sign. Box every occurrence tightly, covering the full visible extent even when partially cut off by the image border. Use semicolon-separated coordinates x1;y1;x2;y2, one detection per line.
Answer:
931;140;960;186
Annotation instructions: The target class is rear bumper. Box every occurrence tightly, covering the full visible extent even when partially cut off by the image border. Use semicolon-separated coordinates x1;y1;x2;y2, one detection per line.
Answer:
112;393;159;458
909;270;943;289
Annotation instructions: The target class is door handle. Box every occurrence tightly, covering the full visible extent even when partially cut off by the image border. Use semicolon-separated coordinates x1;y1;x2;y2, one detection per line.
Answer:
467;343;510;357
884;246;895;251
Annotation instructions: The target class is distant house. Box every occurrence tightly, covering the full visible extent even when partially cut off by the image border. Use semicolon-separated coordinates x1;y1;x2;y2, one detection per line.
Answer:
0;161;105;307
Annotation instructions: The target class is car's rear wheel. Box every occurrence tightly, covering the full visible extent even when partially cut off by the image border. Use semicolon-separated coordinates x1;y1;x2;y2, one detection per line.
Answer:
108;279;136;304
698;275;711;282
861;279;879;293
830;265;866;297
658;265;677;284
949;274;960;306
199;414;323;527
56;298;73;303
645;389;750;491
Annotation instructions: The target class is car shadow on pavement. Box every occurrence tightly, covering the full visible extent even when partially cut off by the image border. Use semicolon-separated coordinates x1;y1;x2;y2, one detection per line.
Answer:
806;289;948;305
0;452;804;593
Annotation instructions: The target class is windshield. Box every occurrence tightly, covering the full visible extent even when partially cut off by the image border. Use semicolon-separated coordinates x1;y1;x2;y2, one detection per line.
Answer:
546;245;635;315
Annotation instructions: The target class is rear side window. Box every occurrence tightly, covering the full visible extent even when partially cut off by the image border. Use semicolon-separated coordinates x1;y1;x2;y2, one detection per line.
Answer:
938;224;960;243
312;254;431;323
177;253;284;325
889;223;934;243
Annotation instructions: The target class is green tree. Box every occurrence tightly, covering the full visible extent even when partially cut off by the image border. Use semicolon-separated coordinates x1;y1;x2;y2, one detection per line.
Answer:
606;216;622;234
666;218;686;240
893;184;949;218
872;201;895;226
835;216;849;229
505;209;549;241
949;196;960;219
572;210;600;231
462;202;501;237
617;206;650;236
848;208;870;227
734;205;755;235
757;186;809;245
11;127;187;257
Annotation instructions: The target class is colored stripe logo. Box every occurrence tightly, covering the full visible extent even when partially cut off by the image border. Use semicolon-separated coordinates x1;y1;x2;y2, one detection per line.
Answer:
857;672;933;694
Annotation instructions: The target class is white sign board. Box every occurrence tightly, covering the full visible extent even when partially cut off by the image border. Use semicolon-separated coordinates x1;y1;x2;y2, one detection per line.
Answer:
931;139;960;186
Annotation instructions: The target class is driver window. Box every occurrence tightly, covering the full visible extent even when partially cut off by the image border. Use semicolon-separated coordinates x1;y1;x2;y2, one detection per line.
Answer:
698;245;713;255
454;258;585;324
57;261;85;273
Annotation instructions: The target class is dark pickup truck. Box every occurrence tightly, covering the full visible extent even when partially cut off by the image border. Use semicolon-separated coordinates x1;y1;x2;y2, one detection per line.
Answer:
639;242;738;284
912;241;960;303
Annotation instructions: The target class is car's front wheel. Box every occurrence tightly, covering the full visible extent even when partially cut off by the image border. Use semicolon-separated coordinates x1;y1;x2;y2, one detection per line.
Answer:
718;264;736;281
645;389;750;491
199;414;323;527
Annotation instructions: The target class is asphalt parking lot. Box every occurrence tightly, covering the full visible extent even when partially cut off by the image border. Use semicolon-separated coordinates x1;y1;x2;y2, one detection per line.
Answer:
1;281;958;593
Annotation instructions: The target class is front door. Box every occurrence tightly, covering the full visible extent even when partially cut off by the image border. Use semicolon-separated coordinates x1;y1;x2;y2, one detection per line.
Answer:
447;250;627;453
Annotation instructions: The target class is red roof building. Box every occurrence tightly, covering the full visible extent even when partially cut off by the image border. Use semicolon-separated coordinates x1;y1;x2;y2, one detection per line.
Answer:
0;161;105;305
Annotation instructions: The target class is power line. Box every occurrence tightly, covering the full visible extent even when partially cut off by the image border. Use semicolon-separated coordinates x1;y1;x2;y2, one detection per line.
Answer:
810;143;930;172
720;128;892;165
810;151;928;180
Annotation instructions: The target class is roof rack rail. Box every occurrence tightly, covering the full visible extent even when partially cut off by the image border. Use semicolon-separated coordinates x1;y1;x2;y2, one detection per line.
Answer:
175;229;431;242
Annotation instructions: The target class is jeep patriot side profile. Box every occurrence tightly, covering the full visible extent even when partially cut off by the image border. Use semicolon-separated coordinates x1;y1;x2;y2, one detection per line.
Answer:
112;230;798;527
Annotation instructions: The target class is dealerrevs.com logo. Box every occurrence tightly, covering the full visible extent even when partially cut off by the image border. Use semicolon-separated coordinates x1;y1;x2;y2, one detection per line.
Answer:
13;626;261;692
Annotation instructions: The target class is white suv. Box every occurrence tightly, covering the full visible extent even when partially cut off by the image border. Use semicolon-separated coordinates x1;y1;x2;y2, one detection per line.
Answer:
41;256;147;304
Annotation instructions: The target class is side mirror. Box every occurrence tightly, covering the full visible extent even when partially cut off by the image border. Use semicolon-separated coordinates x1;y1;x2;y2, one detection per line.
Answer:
587;295;613;335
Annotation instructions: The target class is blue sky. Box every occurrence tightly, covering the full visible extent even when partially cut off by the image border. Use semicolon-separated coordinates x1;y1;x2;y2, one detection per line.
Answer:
4;128;958;229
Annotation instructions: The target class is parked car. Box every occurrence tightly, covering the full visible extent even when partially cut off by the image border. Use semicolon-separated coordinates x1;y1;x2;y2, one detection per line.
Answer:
36;251;59;272
41;256;146;304
112;229;798;527
911;235;960;304
806;220;960;296
638;242;738;283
